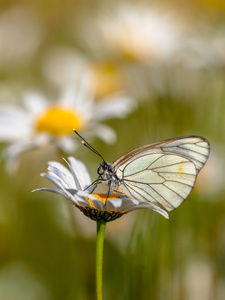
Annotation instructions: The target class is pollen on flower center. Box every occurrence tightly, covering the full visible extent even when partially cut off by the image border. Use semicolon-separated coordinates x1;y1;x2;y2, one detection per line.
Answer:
86;193;119;207
77;193;126;222
35;105;85;135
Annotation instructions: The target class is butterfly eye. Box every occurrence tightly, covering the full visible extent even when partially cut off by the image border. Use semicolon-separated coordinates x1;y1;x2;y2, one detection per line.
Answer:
97;166;104;175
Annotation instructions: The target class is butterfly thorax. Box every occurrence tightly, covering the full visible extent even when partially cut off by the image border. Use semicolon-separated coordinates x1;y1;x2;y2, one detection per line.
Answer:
97;161;121;188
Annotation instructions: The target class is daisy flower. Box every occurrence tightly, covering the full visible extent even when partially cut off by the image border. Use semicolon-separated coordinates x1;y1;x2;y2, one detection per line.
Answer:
81;4;185;64
33;156;168;300
0;75;134;171
42;46;123;98
33;156;169;222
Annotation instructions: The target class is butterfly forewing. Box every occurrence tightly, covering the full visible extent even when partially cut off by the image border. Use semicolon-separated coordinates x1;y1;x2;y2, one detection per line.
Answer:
113;136;210;211
159;137;209;173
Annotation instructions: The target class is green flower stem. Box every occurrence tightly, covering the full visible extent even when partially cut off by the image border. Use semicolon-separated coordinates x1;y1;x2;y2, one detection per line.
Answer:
96;220;106;300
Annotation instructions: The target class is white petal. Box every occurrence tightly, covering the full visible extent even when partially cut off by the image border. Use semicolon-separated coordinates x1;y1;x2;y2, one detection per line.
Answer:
33;188;77;204
131;202;169;219
74;190;92;207
59;74;93;116
106;198;123;210
5;135;49;159
56;137;78;153
90;199;105;210
63;158;82;191
4;135;50;173
67;157;92;191
92;94;135;122
23;91;47;115
114;198;139;211
47;164;75;188
0;106;31;140
86;124;117;144
41;173;68;190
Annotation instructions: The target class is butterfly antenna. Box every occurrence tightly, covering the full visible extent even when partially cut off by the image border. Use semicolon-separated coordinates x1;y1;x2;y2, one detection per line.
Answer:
73;129;105;161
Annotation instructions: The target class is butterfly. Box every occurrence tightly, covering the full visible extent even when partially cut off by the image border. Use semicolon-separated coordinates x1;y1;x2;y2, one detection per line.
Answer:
74;130;210;212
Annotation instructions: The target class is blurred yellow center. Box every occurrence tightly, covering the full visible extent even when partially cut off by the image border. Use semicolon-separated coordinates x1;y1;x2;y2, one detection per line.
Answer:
86;193;119;207
89;61;121;98
35;105;84;135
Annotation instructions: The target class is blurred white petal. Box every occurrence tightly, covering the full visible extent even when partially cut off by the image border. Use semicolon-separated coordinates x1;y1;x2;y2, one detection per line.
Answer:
93;94;135;122
88;124;117;144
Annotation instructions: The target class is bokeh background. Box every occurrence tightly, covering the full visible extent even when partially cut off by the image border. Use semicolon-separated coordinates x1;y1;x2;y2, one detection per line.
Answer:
0;0;225;299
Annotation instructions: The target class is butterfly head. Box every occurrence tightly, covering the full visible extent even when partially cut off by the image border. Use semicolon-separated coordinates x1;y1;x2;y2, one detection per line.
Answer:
97;161;114;179
73;130;121;190
97;161;121;188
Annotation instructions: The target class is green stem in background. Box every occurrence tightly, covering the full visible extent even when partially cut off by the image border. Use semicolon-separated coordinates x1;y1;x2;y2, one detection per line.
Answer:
96;220;106;300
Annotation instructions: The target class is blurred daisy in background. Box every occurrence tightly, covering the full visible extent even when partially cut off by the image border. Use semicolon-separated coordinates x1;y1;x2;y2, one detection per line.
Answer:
100;6;182;63
42;46;124;98
0;75;134;172
172;23;225;70
73;3;208;101
77;3;186;64
85;60;124;99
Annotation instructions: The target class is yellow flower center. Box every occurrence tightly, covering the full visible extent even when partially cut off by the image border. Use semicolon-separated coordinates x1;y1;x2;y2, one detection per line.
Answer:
86;193;119;207
35;105;85;135
89;61;122;98
77;193;127;222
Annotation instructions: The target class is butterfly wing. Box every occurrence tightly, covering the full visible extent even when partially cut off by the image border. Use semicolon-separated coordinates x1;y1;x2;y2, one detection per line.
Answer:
113;136;210;211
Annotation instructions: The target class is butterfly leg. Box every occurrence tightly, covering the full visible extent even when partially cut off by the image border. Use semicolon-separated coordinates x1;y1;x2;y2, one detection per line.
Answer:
84;178;100;193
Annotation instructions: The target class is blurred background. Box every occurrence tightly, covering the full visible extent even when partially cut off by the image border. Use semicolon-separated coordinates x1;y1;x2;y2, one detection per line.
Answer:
0;0;225;299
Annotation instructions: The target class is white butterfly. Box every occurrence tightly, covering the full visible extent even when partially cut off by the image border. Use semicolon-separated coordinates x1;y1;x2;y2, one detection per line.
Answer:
75;131;210;212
